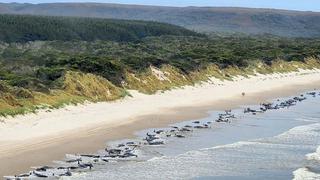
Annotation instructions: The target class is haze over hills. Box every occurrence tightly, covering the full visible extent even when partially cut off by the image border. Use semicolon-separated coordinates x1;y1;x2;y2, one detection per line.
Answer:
1;3;320;37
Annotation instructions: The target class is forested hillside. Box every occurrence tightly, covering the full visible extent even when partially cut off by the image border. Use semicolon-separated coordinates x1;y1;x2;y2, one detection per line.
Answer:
0;13;319;116
1;3;320;37
0;14;199;42
0;35;320;116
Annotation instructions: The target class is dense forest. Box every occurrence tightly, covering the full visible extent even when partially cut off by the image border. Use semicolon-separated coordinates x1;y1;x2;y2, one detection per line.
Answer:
0;14;199;42
0;14;320;116
1;35;320;91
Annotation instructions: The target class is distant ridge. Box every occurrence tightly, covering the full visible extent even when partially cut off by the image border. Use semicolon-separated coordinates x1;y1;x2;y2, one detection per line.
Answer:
1;3;320;37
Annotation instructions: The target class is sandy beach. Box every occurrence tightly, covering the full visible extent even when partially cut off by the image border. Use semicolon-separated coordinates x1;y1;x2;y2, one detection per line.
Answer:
1;69;320;176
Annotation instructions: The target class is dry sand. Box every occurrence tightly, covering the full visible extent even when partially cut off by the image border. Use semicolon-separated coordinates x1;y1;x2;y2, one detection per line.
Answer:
1;69;320;176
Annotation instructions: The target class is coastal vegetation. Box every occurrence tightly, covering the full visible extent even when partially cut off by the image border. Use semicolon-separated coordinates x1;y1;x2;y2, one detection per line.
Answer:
0;14;320;116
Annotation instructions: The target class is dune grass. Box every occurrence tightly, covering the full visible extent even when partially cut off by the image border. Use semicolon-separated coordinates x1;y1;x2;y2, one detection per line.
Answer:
0;58;319;117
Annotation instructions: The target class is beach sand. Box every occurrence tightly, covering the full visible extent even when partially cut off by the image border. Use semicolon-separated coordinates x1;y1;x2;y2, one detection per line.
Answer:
1;69;320;176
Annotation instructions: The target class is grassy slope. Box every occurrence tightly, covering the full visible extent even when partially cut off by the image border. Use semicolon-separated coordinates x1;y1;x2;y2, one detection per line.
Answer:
1;58;319;117
0;71;124;116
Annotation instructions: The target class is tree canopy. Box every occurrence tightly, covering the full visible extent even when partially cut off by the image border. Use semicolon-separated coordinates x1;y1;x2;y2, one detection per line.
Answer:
0;14;200;43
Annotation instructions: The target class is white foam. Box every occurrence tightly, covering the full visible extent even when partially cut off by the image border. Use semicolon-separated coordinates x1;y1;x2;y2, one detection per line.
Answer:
306;146;320;161
293;167;320;180
295;118;319;123
148;156;166;162
273;123;320;142
202;141;256;151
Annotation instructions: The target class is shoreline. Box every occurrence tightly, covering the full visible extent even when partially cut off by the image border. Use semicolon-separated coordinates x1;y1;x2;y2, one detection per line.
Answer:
1;69;320;176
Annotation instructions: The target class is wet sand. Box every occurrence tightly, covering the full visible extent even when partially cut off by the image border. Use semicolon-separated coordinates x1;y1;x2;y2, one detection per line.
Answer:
1;71;320;176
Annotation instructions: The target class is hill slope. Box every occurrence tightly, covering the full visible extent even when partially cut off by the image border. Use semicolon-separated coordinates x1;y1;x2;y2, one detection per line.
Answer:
0;14;199;43
0;35;320;116
1;3;320;37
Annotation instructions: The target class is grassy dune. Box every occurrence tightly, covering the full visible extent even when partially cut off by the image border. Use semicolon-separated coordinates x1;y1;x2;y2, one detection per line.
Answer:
1;58;319;117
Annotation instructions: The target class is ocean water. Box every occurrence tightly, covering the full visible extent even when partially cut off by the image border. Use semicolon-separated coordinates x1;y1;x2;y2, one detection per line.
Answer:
58;92;320;180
